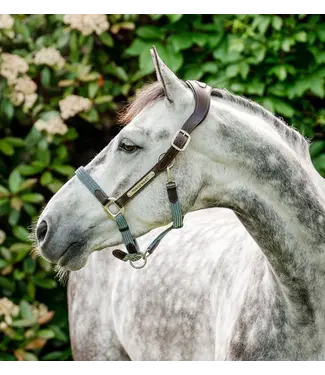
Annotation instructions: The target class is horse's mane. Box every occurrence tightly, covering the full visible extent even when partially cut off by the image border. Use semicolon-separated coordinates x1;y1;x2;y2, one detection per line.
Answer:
118;81;310;160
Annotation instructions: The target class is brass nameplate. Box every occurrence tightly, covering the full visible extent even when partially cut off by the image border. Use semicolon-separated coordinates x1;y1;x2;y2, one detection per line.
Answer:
126;171;155;198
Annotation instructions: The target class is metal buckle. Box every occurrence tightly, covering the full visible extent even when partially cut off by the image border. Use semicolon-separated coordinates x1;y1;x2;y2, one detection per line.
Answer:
103;198;124;219
171;129;191;152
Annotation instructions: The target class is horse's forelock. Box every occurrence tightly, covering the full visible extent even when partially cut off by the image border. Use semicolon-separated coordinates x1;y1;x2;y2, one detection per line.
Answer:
118;81;165;125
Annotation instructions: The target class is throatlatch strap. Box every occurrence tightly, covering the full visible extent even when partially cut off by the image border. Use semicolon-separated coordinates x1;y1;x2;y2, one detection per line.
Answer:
113;179;183;262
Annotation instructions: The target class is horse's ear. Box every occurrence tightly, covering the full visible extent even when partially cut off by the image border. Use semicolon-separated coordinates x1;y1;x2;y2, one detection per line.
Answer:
150;46;187;103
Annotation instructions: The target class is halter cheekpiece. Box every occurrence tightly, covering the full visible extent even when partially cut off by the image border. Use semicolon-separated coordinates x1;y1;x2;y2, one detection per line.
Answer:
75;80;212;268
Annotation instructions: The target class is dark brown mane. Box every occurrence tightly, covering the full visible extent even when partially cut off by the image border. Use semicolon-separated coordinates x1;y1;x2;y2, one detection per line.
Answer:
118;82;165;125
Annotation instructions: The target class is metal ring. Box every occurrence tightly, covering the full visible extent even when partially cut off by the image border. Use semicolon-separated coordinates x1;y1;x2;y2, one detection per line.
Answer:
158;152;175;169
129;253;148;269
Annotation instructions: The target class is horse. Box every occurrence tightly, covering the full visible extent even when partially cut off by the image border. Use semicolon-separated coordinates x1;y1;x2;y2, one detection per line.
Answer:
35;46;325;360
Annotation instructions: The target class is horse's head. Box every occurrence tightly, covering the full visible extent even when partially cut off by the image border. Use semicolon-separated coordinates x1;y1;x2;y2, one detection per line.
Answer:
35;48;213;270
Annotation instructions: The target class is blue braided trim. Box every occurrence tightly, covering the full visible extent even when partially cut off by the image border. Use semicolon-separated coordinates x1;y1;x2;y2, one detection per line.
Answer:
75;166;108;199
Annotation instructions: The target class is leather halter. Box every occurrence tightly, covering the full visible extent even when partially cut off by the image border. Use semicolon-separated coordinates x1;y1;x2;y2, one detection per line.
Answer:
75;80;212;268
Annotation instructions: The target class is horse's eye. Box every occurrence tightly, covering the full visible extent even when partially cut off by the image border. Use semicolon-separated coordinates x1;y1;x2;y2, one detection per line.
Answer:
119;141;140;153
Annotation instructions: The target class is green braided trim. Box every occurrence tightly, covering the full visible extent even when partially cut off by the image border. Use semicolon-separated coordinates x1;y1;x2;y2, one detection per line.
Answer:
122;253;143;262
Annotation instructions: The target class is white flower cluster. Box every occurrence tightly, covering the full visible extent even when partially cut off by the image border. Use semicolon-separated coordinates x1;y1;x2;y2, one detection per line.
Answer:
59;95;92;119
0;14;14;29
34;47;65;69
35;115;68;139
0;52;38;110
0;52;29;85
0;229;5;245
9;75;38;109
0;298;19;330
63;14;109;36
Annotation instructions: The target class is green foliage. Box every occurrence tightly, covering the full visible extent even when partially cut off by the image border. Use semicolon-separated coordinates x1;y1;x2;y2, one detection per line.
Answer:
1;14;325;360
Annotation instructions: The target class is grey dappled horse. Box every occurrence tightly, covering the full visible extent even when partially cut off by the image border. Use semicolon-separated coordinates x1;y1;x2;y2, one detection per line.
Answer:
36;48;325;360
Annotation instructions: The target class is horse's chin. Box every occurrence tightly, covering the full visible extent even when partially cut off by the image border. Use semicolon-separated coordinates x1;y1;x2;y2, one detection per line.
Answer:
57;251;88;271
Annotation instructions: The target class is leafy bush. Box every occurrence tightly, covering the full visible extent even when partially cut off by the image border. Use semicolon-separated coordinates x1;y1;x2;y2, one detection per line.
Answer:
1;14;325;360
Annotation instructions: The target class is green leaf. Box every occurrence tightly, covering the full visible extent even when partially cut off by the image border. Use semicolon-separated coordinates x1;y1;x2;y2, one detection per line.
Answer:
50;325;68;342
79;107;99;123
24;352;38;361
41;351;64;361
318;27;325;42
139;48;155;75
203;62;218;74
14;269;25;280
33;278;57;289
8;209;20;226
0;199;10;215
20;300;34;320
99;32;114;47
40;171;53;186
88;82;99;98
23;203;38;217
125;39;148;56
0;276;15;292
5;137;25;147
41;67;51;86
191;32;208;47
272;65;287;81
169;33;193;52
156;44;183;72
35;147;51;165
38;329;55;339
24;257;36;274
225;64;239;78
18;178;38;192
1;247;11;261
10;242;31;253
295;31;307;42
0;185;10;198
183;65;204;81
21;193;44;203
136;26;163;40
9;169;23;193
27;280;35;299
239;62;250;80
13;225;30;242
272;16;283;30
312;154;325;171
2;100;14;120
309;77;325;98
12;319;36;328
47;180;64;194
273;99;295;117
167;14;183;23
70;31;79;62
0;139;15;156
247;80;265;96
94;95;113;104
52;165;75;176
310;141;325;158
18;164;45;176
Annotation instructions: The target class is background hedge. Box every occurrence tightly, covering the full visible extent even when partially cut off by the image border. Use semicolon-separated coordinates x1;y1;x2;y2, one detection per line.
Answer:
1;14;325;361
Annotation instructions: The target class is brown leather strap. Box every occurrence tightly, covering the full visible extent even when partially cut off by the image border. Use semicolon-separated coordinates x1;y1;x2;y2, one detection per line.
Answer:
116;80;212;208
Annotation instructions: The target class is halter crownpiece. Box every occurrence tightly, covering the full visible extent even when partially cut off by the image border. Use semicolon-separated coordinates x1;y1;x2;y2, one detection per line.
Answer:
75;80;212;268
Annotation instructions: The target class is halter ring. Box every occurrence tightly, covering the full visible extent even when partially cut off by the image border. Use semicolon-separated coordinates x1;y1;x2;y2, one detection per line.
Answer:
130;252;148;269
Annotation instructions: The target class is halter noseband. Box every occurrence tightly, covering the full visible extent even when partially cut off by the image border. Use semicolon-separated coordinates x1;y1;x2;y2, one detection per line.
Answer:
75;80;212;268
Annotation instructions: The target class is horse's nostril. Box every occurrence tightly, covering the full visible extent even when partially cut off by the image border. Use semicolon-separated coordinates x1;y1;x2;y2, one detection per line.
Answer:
36;220;48;244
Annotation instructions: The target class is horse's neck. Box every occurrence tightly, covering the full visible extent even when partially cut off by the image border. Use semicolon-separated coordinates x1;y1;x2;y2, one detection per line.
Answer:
198;101;325;316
